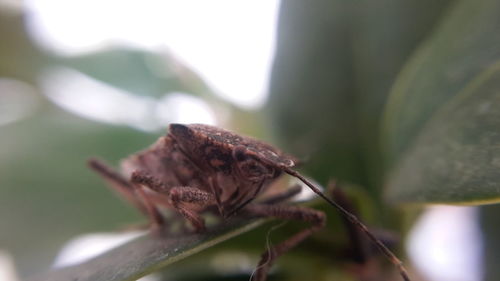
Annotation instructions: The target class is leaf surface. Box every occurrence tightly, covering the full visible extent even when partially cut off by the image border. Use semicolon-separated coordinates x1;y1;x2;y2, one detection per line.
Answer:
268;0;450;196
29;219;265;281
384;0;500;203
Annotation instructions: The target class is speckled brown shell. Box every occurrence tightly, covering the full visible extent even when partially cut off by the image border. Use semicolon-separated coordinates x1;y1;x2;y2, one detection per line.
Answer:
186;124;297;168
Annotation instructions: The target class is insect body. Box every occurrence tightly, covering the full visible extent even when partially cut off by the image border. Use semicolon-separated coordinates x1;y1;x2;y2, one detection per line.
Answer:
89;123;410;281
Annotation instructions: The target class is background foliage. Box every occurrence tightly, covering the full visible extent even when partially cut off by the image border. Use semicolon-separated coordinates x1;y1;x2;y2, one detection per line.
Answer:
1;1;499;280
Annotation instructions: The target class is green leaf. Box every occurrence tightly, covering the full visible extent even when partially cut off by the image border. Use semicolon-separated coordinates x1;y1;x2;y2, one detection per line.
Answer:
28;219;266;281
349;0;452;191
384;0;500;204
28;193;381;281
386;64;500;204
268;0;363;187
267;0;450;195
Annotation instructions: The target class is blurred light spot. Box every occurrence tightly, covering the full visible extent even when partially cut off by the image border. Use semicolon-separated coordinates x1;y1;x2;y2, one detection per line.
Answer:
0;78;39;127
40;67;216;130
210;251;253;275
53;231;146;268
0;250;20;281
25;0;115;54
53;232;159;281
25;0;280;109
407;206;483;281
40;68;159;131
156;93;216;126
154;1;280;110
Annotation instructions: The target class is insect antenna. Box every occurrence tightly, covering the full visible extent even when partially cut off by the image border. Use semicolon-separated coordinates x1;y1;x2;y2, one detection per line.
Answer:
284;167;411;281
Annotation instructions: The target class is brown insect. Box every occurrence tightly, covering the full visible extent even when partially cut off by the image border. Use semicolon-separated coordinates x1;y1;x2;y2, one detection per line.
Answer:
89;123;410;281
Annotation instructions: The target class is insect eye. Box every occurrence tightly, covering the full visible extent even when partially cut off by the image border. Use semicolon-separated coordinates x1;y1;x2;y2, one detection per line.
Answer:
240;160;264;177
232;145;248;162
246;162;263;174
237;158;275;182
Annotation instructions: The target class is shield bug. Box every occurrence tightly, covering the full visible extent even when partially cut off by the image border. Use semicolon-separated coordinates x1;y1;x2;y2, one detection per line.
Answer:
89;123;410;281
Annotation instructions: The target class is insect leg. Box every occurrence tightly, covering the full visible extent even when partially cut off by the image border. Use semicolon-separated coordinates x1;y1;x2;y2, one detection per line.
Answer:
260;184;302;205
88;158;147;214
169;186;215;233
285;168;411;281
130;171;166;232
224;180;266;219
328;182;370;264
242;204;326;281
226;184;303;219
208;176;225;217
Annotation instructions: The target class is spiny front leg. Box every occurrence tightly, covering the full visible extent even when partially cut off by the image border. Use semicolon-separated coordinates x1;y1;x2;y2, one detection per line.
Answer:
131;171;215;233
242;204;326;281
169;186;215;233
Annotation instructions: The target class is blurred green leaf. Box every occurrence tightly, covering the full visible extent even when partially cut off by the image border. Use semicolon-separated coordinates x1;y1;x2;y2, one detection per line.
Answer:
384;0;500;204
0;102;157;276
58;48;213;98
29;219;266;281
349;0;452;191
268;0;361;187
267;0;450;197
